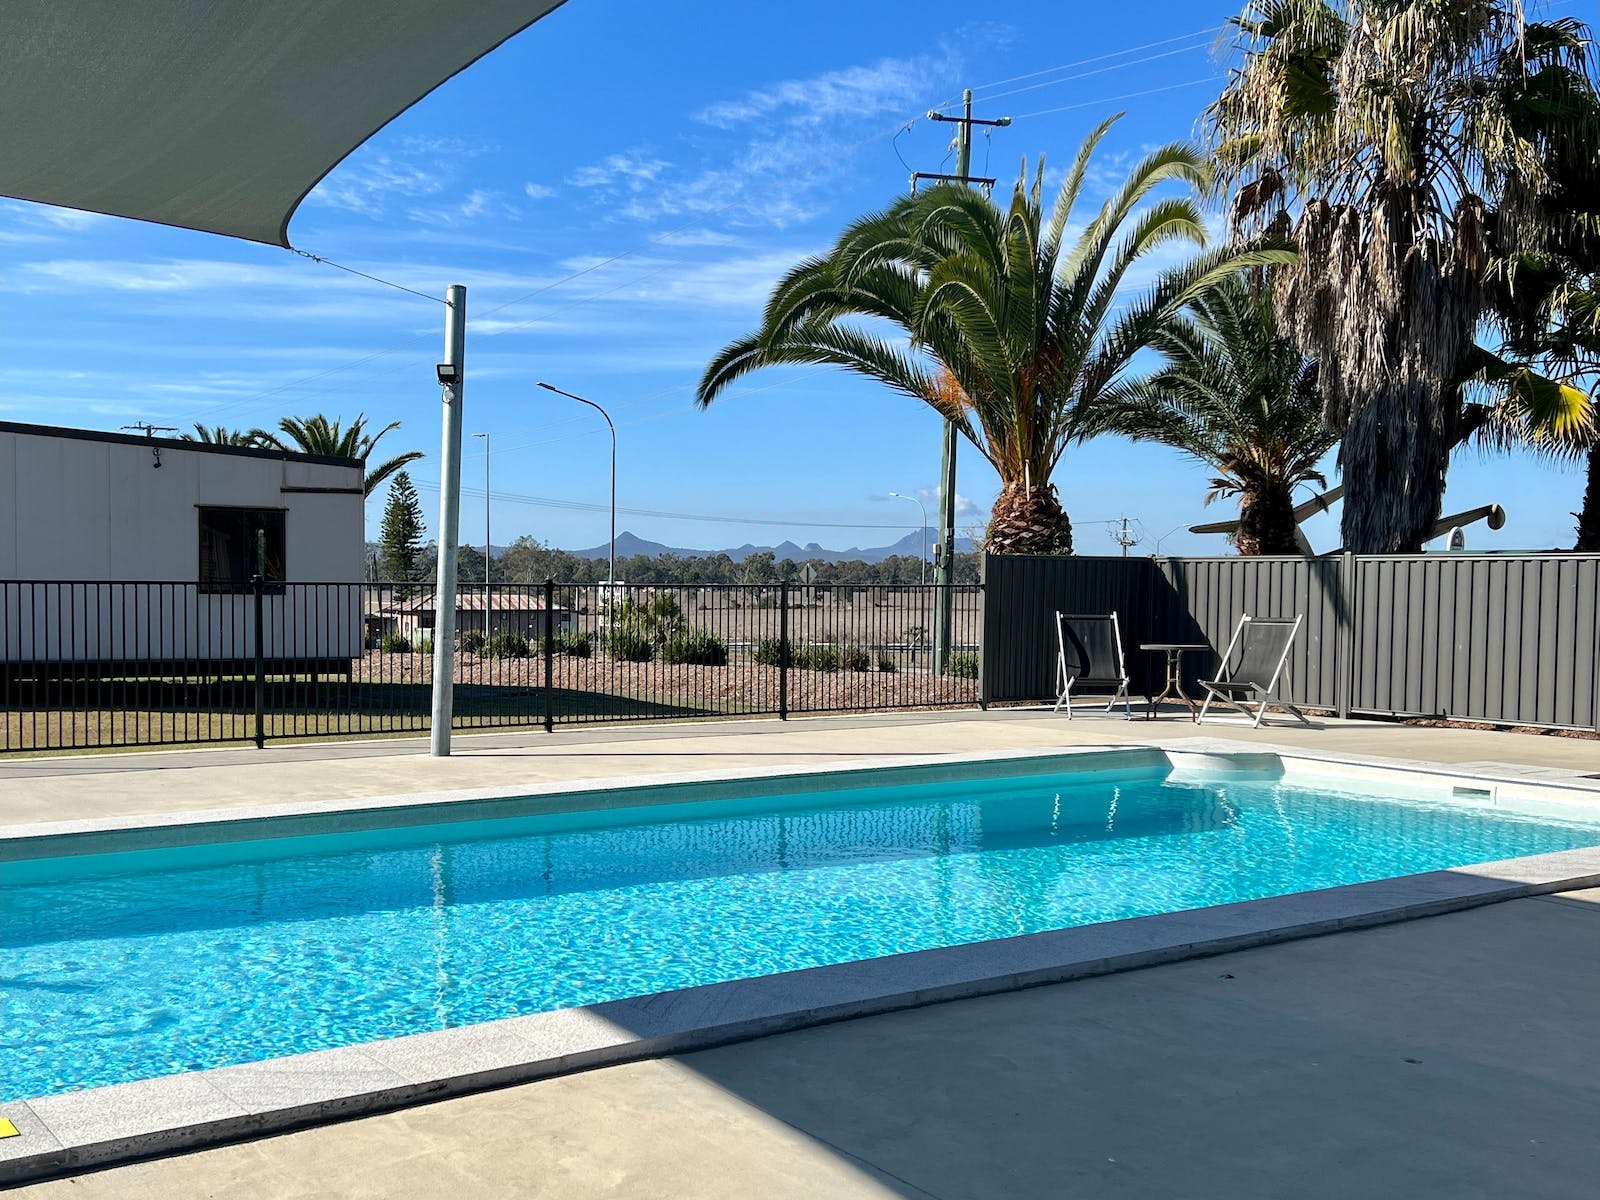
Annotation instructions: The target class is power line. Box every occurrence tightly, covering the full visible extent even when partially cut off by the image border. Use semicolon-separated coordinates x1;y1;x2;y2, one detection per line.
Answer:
970;40;1214;106
1011;77;1221;122
966;26;1223;96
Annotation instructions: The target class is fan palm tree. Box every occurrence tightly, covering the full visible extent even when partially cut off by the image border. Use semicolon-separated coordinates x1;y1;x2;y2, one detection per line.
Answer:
249;414;423;497
1209;1;1598;552
696;116;1292;554
180;424;257;446
1085;273;1334;555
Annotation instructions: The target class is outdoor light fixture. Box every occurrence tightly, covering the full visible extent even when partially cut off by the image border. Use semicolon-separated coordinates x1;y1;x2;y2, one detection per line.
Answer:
436;362;460;386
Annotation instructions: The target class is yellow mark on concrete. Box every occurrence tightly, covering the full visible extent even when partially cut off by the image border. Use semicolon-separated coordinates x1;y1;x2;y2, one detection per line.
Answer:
0;1118;18;1139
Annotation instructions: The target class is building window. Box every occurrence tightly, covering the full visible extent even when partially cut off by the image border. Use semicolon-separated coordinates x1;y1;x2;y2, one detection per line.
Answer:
199;507;286;593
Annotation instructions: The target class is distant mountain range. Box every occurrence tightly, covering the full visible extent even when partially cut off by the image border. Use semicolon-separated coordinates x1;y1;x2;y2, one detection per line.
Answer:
567;529;974;564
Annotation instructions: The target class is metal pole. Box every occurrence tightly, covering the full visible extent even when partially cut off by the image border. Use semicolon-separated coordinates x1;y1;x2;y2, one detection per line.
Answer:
536;381;617;586
887;492;929;585
474;432;491;639
429;284;466;756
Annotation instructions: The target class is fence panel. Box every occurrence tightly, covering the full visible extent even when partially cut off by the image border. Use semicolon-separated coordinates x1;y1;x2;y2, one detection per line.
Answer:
1348;555;1600;729
980;552;1600;731
980;555;1157;702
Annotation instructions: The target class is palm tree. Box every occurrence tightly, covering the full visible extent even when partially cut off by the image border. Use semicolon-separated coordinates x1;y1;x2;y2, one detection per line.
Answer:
180;424;256;446
1209;1;1598;552
1084;274;1334;555
249;414;423;497
697;117;1291;554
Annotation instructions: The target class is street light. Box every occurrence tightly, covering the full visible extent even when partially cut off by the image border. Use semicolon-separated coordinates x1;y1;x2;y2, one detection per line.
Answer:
886;491;929;584
472;432;490;638
536;382;617;589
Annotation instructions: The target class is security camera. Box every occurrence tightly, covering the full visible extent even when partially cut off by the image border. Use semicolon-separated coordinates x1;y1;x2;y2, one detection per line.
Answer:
436;363;460;386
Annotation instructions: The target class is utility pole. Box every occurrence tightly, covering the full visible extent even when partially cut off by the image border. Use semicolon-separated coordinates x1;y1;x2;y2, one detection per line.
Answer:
1110;516;1140;557
921;90;1010;673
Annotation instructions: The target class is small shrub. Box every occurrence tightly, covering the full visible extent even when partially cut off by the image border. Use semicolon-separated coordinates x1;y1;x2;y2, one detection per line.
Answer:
948;650;979;679
795;643;840;672
604;623;655;662
415;636;434;657
660;628;729;666
876;653;897;673
378;632;412;654
553;630;592;658
753;635;791;667
841;643;873;673
458;629;486;655
485;632;530;658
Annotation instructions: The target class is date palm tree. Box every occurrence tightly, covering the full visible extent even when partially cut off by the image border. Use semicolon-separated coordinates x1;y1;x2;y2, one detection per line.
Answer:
1209;0;1597;552
1085;273;1334;555
249;413;422;497
696;116;1291;554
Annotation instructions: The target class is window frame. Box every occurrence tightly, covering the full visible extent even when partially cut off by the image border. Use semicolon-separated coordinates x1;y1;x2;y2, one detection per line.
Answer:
197;505;288;594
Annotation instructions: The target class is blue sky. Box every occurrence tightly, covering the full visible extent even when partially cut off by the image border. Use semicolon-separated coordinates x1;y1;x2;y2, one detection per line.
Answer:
1;0;1590;557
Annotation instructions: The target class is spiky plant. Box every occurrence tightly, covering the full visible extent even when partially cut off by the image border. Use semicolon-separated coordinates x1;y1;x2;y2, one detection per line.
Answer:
1209;0;1598;552
1086;273;1334;554
697;116;1291;555
249;413;423;497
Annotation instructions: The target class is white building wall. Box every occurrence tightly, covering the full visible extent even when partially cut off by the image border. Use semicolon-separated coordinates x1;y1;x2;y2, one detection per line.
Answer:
1;426;367;663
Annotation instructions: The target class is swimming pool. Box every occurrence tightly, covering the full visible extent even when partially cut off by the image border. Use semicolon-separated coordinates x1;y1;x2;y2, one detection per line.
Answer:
4;754;1598;1101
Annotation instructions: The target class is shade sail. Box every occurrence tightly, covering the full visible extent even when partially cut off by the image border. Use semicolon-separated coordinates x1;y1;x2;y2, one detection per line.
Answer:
0;1;566;246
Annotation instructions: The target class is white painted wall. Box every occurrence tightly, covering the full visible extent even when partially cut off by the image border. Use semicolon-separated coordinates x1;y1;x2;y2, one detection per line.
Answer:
1;427;366;663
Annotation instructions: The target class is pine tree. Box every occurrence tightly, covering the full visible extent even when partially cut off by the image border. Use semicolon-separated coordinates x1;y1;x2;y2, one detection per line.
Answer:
378;472;425;583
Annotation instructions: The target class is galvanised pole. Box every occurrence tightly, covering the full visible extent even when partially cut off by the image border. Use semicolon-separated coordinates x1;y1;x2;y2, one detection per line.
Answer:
429;284;466;756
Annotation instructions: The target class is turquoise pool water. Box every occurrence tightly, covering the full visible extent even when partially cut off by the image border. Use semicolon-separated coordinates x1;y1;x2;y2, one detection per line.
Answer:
3;764;1596;1100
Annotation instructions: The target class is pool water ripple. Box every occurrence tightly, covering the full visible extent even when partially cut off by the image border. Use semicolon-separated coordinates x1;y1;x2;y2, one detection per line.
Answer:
3;767;1595;1099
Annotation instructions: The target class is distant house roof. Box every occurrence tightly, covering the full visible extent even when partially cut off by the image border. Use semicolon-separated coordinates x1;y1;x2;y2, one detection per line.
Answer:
379;593;564;614
0;420;363;469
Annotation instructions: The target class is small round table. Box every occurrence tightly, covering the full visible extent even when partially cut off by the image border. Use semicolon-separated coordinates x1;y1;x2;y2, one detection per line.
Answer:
1140;643;1210;721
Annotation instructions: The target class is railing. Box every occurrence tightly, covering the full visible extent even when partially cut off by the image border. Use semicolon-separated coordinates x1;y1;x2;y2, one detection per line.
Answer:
0;579;984;753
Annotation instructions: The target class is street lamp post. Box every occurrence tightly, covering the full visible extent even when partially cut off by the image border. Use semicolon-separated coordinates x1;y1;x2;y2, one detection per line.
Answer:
886;491;929;585
537;382;617;589
473;432;490;638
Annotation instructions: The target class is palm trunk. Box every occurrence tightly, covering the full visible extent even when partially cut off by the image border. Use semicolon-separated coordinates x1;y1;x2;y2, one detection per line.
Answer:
1576;443;1600;553
983;481;1073;556
1236;482;1300;555
1336;383;1450;553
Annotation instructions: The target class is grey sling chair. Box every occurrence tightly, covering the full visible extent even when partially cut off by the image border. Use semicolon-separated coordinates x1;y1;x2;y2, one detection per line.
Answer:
1197;614;1310;728
1052;611;1132;719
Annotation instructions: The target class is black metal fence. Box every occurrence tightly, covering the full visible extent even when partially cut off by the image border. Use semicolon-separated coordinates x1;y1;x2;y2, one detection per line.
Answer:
0;579;983;753
981;552;1600;732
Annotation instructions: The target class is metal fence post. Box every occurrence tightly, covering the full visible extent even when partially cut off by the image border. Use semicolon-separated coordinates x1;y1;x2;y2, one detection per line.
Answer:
977;578;990;709
543;578;556;733
251;574;265;749
1337;551;1355;720
778;581;789;721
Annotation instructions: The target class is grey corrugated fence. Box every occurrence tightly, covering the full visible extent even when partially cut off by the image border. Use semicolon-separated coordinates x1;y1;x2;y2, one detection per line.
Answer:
981;552;1600;732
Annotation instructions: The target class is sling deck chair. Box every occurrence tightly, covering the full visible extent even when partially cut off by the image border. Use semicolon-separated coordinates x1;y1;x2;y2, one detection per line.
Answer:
1197;614;1310;728
1052;611;1132;719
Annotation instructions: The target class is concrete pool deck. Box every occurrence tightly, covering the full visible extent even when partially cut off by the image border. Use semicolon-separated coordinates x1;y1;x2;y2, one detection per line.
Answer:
1;706;1596;825
11;887;1597;1199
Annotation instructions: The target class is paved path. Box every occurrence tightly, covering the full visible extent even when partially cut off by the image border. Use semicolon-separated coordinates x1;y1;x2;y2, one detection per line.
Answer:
3;708;1596;825
17;890;1598;1199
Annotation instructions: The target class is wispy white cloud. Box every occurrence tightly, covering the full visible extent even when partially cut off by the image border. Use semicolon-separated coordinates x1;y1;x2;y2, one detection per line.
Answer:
567;154;672;190
523;182;556;200
307;136;495;220
694;56;949;129
407;188;518;228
